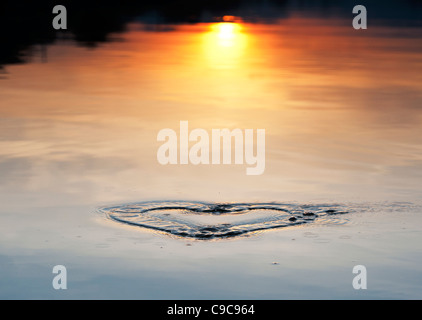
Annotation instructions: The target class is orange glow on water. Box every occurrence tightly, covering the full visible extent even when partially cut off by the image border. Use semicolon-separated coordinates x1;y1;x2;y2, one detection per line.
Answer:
0;17;422;202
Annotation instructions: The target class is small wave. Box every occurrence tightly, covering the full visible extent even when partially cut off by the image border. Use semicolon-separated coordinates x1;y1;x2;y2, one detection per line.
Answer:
98;201;351;240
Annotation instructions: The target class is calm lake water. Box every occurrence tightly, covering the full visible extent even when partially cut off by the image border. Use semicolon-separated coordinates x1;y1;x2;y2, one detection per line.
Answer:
2;19;422;205
1;5;422;299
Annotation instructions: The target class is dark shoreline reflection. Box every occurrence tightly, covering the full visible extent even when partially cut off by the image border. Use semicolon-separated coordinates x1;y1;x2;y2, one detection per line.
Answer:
1;0;422;68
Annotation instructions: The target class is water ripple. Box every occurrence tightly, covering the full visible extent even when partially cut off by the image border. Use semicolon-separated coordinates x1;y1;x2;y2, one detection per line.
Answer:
98;201;351;240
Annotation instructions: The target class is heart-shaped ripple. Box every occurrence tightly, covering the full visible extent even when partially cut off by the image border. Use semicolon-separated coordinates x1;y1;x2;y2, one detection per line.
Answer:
98;201;349;240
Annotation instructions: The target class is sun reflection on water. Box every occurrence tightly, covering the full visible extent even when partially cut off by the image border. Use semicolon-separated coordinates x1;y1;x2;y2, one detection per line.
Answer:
202;22;249;69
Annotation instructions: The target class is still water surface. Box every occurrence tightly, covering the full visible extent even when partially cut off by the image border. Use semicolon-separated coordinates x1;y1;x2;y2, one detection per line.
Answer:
1;13;422;298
